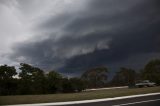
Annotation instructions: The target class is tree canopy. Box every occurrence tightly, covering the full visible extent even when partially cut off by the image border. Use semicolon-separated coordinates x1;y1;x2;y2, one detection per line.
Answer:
0;59;160;95
142;59;160;85
0;65;17;95
81;67;108;88
0;63;87;95
111;67;136;86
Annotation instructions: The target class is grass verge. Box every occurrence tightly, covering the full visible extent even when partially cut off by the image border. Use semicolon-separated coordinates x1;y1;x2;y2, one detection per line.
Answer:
0;86;160;105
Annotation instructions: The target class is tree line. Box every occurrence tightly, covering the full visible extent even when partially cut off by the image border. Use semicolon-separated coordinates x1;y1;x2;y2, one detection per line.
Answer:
0;63;86;95
0;59;160;95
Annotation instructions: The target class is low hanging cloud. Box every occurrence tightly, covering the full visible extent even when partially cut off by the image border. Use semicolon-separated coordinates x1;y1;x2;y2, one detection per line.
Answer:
1;0;159;75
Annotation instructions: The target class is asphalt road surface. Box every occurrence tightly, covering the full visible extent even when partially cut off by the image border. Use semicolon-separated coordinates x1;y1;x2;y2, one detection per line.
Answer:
60;94;160;106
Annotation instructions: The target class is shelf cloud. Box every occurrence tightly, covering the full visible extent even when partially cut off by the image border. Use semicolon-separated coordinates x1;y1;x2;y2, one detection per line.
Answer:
0;0;160;76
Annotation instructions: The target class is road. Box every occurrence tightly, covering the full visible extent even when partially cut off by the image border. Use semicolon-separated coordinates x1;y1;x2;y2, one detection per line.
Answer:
9;93;160;106
60;94;160;106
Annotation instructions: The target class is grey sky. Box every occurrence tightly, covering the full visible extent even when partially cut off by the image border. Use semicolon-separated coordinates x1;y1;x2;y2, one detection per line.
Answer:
0;0;160;76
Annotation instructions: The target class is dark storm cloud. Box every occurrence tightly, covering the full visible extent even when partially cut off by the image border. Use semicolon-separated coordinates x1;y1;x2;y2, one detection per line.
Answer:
10;0;160;75
62;0;160;74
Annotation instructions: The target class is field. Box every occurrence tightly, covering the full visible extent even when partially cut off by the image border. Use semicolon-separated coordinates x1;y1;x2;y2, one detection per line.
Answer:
0;86;160;105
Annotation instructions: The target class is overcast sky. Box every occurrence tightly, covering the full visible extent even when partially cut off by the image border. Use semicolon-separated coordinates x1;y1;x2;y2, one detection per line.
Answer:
0;0;160;76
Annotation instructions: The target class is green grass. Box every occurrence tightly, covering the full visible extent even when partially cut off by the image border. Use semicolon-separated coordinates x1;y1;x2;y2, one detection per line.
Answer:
0;86;160;105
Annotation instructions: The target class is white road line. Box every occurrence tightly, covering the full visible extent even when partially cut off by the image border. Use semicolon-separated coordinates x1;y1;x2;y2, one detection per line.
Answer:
6;92;160;106
85;86;128;91
113;99;160;106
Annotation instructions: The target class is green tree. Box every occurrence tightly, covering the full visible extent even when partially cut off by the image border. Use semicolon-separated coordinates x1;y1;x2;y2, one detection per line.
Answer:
111;67;136;86
19;63;46;94
0;65;17;80
142;59;160;85
81;67;108;88
46;71;63;93
62;78;73;93
0;65;17;95
69;77;87;92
